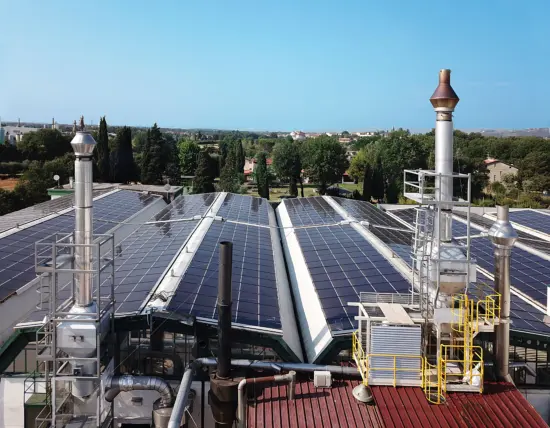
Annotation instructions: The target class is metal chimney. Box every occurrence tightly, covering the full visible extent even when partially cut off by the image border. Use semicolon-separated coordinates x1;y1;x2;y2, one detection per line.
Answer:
430;69;459;243
488;205;518;381
70;131;97;307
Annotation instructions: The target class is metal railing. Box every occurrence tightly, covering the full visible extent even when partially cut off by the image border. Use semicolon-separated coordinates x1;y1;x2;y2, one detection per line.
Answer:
422;359;442;404
440;345;484;394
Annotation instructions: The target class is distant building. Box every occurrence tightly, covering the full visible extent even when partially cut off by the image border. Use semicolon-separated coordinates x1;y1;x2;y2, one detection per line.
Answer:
3;126;40;145
290;131;306;141
484;158;518;184
354;132;376;137
338;137;352;144
244;157;273;180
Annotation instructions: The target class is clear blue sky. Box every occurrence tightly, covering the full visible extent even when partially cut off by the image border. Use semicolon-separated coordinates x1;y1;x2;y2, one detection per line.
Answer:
1;0;549;131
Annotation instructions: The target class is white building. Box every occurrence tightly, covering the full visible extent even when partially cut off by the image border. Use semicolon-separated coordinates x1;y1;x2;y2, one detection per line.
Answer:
290;130;306;141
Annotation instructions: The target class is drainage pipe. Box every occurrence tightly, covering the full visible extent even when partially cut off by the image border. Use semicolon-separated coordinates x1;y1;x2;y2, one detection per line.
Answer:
167;358;360;428
237;371;296;428
104;375;174;408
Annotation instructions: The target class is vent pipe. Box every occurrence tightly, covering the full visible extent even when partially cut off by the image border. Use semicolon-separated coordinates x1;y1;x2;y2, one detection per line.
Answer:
104;375;174;408
430;69;459;243
217;241;233;379
488;205;518;381
70;131;96;307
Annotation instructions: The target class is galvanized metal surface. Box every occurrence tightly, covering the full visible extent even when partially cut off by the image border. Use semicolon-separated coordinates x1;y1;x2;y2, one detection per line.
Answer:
248;380;548;428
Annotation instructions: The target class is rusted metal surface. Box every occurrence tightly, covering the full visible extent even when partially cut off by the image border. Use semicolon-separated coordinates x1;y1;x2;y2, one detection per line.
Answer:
430;69;460;110
249;380;547;428
247;379;384;428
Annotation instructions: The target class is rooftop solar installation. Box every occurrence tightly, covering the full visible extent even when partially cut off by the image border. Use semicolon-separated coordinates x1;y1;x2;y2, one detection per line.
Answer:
26;193;216;322
283;197;344;226
167;220;280;329
466;236;550;305
296;224;411;331
0;190;159;302
389;208;416;226
0;188;115;233
333;198;408;230
508;210;550;236
216;194;270;226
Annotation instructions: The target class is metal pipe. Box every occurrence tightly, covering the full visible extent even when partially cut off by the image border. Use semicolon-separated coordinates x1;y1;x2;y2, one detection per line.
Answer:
70;131;97;307
104;375;174;408
488;205;518;381
237;371;296;428
430;69;459;243
167;358;360;428
218;241;233;379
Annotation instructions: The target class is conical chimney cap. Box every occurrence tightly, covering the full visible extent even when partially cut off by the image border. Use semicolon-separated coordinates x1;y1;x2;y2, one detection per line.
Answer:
430;69;459;110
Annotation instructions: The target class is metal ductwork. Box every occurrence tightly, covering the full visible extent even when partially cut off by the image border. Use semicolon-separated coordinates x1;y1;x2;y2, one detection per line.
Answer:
104;375;174;408
71;131;96;307
488;205;518;381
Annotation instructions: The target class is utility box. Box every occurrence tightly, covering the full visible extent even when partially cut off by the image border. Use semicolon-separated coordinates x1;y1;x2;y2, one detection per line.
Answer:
313;371;332;388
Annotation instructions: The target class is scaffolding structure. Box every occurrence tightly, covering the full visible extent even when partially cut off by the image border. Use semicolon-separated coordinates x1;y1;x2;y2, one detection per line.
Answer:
30;232;115;427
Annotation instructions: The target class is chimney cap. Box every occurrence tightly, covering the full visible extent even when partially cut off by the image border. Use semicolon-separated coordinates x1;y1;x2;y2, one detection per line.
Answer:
430;69;459;110
71;131;97;157
488;206;518;249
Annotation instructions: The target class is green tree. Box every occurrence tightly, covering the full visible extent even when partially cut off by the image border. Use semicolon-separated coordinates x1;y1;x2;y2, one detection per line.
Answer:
178;139;201;176
219;143;239;192
362;163;373;202
111;126;136;183
235;140;245;174
193;150;216;194
272;139;302;197
95;116;110;182
348;149;367;182
17;129;71;160
256;152;270;199
302;135;349;194
141;123;165;185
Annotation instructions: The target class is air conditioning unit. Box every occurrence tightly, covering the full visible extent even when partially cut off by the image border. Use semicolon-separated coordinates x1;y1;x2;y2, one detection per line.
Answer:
314;371;332;388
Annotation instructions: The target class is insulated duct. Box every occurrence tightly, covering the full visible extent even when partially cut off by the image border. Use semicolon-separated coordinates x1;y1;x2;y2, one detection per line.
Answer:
104;375;174;408
488;205;518;381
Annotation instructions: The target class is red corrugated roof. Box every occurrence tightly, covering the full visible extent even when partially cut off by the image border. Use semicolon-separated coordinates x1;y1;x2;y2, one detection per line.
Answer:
248;381;548;428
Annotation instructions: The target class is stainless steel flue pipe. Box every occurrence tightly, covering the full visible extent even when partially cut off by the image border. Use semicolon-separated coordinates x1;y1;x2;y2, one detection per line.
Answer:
70;131;96;307
488;205;518;381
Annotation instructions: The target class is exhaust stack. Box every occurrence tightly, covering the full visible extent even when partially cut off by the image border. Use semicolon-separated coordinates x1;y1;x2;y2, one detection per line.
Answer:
488;206;517;381
71;131;96;307
430;69;459;243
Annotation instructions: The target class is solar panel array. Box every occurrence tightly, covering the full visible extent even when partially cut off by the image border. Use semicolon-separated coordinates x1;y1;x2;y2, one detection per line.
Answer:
453;211;550;255
27;193;217;321
168;220;280;328
0;190;159;302
508;210;550;236
0;188;115;233
296;224;411;331
216;194;270;226
284;197;344;226
390;208;416;226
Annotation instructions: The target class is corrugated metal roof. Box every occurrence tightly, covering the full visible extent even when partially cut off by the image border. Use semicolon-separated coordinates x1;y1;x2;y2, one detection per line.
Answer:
247;379;384;428
248;381;548;428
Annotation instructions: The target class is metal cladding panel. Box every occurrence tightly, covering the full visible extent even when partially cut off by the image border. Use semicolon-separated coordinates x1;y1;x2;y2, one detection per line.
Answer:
509;210;550;236
0;190;160;301
369;325;421;380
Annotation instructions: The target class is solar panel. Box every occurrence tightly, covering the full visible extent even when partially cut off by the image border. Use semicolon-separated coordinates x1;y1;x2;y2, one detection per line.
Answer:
0;190;160;302
284;197;343;226
167;221;280;329
26;193;217;321
389;208;416;226
508;210;550;236
467;236;550;305
333;198;408;230
0;188;115;233
296;224;411;331
216;194;270;226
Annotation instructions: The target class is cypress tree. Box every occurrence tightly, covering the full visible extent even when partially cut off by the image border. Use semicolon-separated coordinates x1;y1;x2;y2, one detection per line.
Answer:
95;116;110;182
112;126;136;184
256;152;269;200
362;163;373;202
141;123;164;184
193;150;215;193
235;140;245;174
219;144;239;192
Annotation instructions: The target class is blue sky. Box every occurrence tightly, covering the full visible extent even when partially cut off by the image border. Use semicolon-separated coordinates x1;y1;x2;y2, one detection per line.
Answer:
1;0;549;131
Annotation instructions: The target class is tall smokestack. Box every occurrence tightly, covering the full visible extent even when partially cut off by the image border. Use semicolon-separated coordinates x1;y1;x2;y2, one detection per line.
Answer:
217;241;233;379
430;69;459;242
488;206;517;381
70;131;97;307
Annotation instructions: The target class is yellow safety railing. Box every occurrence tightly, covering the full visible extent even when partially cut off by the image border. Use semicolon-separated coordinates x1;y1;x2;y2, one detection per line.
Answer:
422;359;442;404
440;344;484;395
352;331;424;387
451;294;468;334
